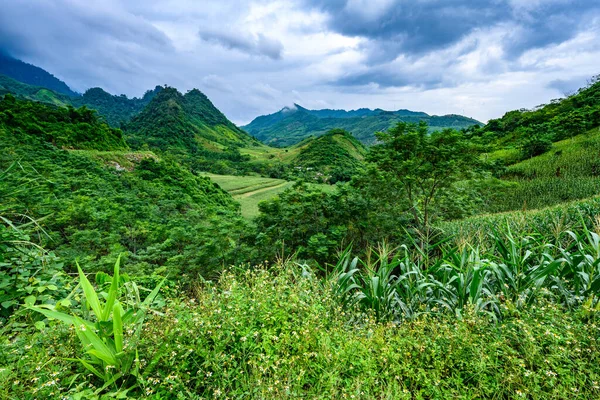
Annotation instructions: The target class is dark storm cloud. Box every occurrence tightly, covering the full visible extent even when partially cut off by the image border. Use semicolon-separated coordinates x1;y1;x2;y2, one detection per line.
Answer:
198;29;284;60
304;0;600;62
0;0;176;95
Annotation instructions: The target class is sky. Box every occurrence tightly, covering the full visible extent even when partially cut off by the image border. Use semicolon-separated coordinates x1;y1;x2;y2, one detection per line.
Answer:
1;0;599;125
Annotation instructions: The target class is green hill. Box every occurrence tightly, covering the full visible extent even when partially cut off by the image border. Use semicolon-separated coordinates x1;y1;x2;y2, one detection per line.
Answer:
473;75;600;151
0;93;127;150
125;87;256;155
0;73;162;128
243;103;481;146
290;129;367;182
0;53;78;97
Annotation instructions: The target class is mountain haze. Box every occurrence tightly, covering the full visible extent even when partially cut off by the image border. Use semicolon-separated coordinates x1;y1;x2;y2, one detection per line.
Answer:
243;104;482;146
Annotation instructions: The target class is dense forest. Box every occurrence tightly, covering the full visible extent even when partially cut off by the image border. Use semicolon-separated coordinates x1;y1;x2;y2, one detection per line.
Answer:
2;53;600;399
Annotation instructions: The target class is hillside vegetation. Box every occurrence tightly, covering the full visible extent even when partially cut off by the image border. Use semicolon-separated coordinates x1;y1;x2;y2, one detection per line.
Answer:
72;86;162;127
126;87;256;153
0;74;72;106
4;62;600;399
0;95;249;281
243;103;481;146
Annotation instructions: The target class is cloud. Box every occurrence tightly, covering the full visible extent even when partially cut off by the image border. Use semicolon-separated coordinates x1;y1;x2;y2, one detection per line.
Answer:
0;0;598;126
303;0;600;62
198;28;283;59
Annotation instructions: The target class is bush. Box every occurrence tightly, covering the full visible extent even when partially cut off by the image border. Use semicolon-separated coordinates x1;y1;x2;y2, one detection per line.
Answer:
520;135;552;159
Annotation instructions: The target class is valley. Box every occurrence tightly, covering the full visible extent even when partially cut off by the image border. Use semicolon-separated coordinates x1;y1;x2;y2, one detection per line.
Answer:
2;48;600;399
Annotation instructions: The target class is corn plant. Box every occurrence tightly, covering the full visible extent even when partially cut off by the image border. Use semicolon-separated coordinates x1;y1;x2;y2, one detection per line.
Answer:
27;256;165;390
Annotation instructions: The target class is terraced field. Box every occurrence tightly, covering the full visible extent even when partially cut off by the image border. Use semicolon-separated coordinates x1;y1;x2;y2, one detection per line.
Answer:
203;173;334;218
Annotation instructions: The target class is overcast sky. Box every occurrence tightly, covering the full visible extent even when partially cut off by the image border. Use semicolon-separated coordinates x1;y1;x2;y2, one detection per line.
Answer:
1;0;599;125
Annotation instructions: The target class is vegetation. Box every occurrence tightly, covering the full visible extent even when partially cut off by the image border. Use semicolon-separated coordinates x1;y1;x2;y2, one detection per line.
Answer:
72;86;162;127
0;74;72;106
243;103;482;146
3;62;600;398
292;129;367;183
0;95;253;281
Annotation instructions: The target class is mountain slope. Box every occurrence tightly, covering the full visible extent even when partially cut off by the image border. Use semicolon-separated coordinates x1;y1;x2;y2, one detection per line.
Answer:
0;93;127;150
0;53;77;97
125;87;257;155
0;94;241;274
0;74;72;106
243;104;482;146
474;75;600;151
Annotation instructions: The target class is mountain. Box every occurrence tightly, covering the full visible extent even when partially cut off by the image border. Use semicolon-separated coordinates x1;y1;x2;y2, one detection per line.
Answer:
0;53;78;97
125;87;257;154
72;86;162;127
243;104;482;146
0;73;72;106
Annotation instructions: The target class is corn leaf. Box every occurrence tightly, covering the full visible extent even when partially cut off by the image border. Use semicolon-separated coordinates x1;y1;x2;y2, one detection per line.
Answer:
77;263;103;320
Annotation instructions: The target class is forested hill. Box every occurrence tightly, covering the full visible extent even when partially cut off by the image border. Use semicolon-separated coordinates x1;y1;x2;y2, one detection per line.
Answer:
0;53;78;97
243;103;481;146
0;93;242;275
125;87;257;154
473;75;600;149
0;74;73;106
72;86;162;127
0;71;163;127
291;129;367;182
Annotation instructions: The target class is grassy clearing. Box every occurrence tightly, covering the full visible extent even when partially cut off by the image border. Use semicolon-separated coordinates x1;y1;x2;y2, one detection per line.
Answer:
203;173;335;218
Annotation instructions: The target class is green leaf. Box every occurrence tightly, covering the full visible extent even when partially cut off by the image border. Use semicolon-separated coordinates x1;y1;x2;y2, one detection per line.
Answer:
24;295;36;306
73;316;118;365
77;262;104;321
102;255;121;321
113;301;124;353
34;321;46;331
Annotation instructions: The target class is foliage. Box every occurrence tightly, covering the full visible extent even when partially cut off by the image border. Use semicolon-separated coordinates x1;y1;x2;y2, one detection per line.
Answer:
368;121;481;229
0;99;256;277
28;257;165;392
482;127;600;212
0;74;72;106
0;94;128;150
520;134;552;159
126;87;255;154
72;86;162;127
292;129;366;182
3;260;600;399
331;221;600;323
475;74;600;149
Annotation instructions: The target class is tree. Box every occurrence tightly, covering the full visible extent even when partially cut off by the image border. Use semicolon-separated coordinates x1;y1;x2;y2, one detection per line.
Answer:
367;122;480;233
520;135;552;159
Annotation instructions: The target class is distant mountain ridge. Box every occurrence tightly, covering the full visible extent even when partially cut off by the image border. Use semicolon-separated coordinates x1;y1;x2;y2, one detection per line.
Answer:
243;104;482;146
0;53;78;97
